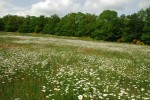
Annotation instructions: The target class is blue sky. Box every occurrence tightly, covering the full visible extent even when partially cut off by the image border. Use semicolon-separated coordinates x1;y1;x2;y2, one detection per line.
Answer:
0;0;150;17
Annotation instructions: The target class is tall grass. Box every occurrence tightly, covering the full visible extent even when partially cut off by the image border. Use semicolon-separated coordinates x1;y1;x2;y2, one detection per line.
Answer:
0;33;150;100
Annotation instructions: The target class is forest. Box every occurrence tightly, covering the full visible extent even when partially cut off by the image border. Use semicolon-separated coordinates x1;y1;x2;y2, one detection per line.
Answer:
0;7;150;45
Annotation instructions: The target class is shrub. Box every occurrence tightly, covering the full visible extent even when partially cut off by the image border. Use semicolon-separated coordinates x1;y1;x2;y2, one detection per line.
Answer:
141;33;150;45
117;38;124;43
133;39;144;45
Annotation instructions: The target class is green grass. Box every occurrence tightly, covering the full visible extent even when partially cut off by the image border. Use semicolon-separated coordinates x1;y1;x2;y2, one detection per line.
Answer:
0;32;150;100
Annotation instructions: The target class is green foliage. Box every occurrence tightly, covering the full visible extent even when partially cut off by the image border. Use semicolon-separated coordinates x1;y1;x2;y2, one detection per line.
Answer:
123;33;136;42
143;7;150;33
1;7;150;45
142;33;150;44
18;16;34;33
75;13;96;37
19;25;33;33
35;15;47;33
57;13;77;36
98;10;117;21
0;18;4;31
3;15;24;32
92;10;123;41
122;13;144;42
43;14;60;34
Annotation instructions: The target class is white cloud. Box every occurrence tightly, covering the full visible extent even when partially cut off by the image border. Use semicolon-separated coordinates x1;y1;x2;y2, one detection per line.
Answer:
0;1;7;10
0;0;15;10
30;0;80;16
29;0;134;16
0;0;38;16
0;0;150;17
138;0;150;9
82;0;131;13
0;0;14;16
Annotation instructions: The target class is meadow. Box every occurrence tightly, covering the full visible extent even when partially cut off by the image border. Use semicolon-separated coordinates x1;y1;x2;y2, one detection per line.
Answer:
0;32;150;100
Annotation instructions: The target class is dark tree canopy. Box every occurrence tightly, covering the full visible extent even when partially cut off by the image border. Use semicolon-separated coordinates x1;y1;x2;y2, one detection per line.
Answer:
43;14;60;34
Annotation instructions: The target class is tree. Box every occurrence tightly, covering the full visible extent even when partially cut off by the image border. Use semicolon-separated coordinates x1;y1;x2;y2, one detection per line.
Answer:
92;10;122;41
57;13;77;36
141;33;150;45
3;15;24;32
43;14;60;34
107;17;124;41
34;15;46;33
141;7;150;44
19;16;35;33
123;13;144;42
143;7;150;33
0;18;4;31
75;13;97;37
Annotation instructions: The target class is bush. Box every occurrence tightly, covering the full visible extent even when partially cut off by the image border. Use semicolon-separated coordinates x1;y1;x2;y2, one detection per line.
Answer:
141;33;150;45
133;39;144;45
117;38;124;43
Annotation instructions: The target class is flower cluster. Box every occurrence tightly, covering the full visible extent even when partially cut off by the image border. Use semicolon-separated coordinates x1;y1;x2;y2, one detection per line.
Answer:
0;34;150;99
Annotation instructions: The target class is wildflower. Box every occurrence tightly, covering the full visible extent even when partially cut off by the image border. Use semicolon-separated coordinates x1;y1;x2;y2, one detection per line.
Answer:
43;86;46;89
54;88;60;91
2;82;5;84
15;98;20;100
42;89;46;92
78;95;83;100
142;97;150;100
83;94;87;98
103;94;108;97
141;88;145;91
46;96;49;98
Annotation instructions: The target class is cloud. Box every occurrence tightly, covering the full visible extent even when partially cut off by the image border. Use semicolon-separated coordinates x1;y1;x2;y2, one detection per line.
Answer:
29;0;134;16
0;0;14;16
0;0;14;10
30;0;80;16
82;0;131;13
0;0;36;16
138;0;150;9
0;0;150;17
0;1;7;10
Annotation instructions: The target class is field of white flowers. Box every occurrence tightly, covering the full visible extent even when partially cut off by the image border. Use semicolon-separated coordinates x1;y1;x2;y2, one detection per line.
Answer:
0;33;150;100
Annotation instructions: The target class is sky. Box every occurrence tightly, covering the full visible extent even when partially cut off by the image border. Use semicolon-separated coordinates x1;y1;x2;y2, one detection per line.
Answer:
0;0;150;17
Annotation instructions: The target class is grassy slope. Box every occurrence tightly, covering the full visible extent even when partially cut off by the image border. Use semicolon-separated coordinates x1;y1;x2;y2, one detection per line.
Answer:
0;32;150;100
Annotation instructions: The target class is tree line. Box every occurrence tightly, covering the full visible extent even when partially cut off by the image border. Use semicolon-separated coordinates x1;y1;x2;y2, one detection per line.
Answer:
0;8;150;45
